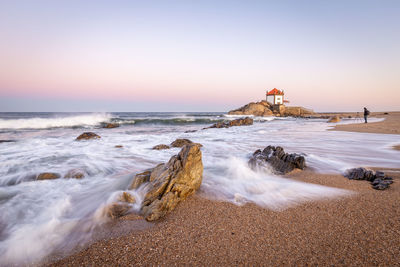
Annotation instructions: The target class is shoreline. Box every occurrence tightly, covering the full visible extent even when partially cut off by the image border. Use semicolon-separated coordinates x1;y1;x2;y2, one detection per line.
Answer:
48;169;400;266
328;111;400;135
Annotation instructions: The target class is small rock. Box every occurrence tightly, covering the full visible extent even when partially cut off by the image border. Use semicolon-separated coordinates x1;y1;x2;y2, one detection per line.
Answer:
76;132;101;140
152;144;170;150
170;139;193;147
103;123;119;128
106;203;131;219
37;172;61;180
64;169;85;179
327;116;341;123
115;145;123;148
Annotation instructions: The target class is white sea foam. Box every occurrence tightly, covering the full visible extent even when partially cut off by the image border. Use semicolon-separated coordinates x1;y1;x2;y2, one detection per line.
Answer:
202;157;351;210
0;113;111;129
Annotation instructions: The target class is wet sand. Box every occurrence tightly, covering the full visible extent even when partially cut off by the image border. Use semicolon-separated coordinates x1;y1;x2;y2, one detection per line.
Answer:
330;111;400;135
48;169;400;267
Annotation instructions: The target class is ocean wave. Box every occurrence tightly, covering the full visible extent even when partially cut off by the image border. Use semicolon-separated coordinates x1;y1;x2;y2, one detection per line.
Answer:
113;116;224;126
0;113;112;129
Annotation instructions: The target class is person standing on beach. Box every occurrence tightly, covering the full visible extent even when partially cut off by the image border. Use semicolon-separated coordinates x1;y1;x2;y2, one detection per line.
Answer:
364;107;370;123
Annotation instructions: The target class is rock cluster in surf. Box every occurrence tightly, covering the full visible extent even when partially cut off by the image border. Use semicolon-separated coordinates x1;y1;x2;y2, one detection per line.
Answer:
205;117;253;129
249;145;306;174
130;143;203;221
344;168;393;190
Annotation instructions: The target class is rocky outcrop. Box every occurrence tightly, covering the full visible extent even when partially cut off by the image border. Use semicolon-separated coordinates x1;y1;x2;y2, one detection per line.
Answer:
170;139;193;147
228;100;273;116
129;143;203;221
327;116;341;123
37;172;61;180
76;132;101;140
103;123;119;128
206;117;253;129
153;144;170;150
248;146;306;174
344;168;393;190
283;106;315;117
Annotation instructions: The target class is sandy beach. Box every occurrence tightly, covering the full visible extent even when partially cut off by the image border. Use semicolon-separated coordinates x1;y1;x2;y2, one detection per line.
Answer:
47;113;400;267
330;111;400;135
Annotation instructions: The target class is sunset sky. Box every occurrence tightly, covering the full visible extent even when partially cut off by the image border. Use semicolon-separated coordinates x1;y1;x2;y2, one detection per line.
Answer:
0;0;399;112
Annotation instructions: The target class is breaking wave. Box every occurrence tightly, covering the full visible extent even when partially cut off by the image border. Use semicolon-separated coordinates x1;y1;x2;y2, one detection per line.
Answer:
0;113;112;130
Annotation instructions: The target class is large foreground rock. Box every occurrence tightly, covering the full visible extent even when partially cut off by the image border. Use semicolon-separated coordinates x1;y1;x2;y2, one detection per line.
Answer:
249;146;306;174
344;168;393;190
129;143;203;221
76;132;101;140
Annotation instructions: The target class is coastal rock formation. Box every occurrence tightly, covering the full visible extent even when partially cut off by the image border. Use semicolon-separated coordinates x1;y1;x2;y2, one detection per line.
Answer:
170;139;193;147
37;172;61;180
206;117;253;129
103;123;120;129
129;143;203;221
64;169;85;179
76;132;101;140
249;146;306;174
228;100;273;116
153;144;170;150
228;100;314;117
327;116;341;123
344;168;393;190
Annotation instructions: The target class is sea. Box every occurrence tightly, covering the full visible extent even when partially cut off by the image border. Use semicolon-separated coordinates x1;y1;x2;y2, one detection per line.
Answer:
0;112;399;264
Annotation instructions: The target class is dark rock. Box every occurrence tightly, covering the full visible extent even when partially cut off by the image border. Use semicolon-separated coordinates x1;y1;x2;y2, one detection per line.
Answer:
37;172;61;180
248;145;306;174
184;130;197;133
206;117;253;129
0;140;16;143
170;139;193;147
344;168;394;190
115;145;123;148
76;132;101;140
103;123;119;128
129;143;203;221
152;144;170;150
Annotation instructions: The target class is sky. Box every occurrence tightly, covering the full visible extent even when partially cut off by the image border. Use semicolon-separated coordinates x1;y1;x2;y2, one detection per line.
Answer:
0;0;399;112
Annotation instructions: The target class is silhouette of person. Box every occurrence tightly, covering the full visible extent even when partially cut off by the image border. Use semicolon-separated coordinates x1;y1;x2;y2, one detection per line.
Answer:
363;107;370;123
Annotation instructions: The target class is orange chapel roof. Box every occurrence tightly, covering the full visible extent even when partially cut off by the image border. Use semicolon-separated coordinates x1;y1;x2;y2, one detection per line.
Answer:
266;88;284;95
